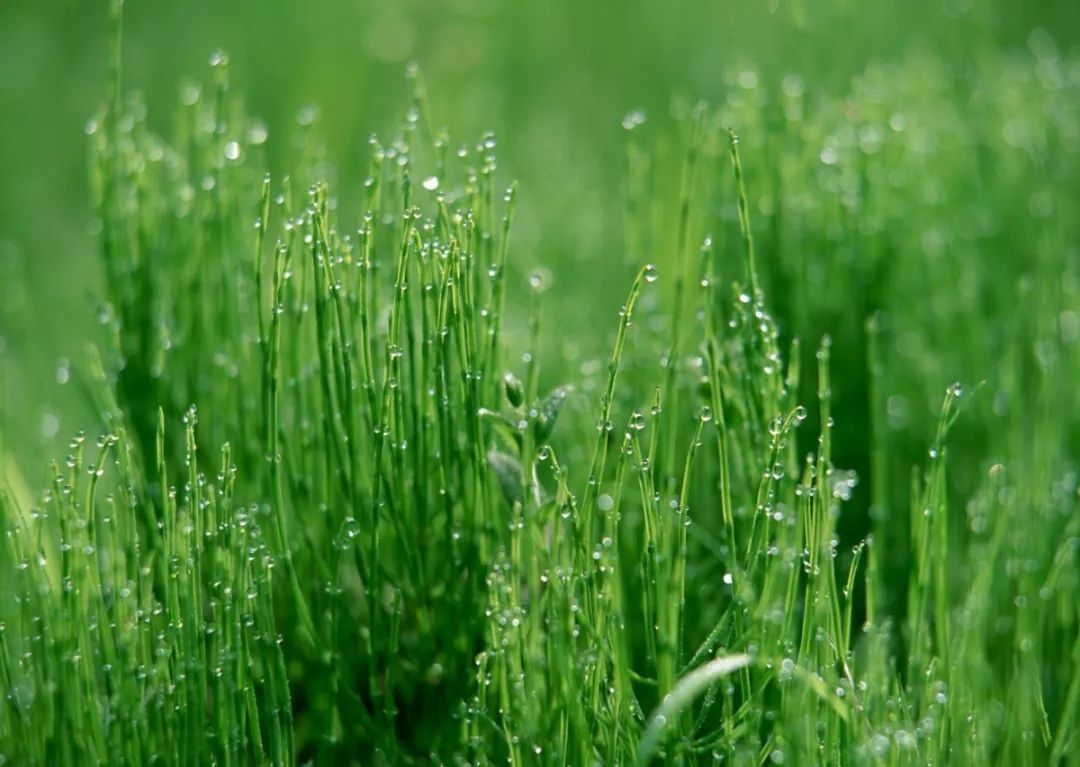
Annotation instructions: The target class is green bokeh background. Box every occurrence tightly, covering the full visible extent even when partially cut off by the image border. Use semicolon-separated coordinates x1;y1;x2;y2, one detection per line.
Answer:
1;0;1077;480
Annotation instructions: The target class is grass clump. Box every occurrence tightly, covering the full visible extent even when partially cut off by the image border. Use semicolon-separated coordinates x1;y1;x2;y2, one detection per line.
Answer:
2;10;1080;766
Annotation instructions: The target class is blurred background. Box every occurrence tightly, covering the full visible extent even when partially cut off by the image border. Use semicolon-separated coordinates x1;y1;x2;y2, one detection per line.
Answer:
1;0;1078;483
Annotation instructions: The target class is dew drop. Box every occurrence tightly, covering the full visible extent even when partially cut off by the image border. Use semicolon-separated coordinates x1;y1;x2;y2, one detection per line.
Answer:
622;110;646;131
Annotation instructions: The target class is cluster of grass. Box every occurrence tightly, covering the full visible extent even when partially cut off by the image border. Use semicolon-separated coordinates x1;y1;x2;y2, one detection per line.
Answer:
2;6;1080;765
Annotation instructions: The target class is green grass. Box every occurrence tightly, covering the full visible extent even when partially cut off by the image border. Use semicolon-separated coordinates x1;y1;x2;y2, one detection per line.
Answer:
2;4;1080;765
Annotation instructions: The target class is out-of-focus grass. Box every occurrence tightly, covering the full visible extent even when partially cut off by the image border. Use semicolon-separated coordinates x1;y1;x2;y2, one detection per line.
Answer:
2;0;1078;475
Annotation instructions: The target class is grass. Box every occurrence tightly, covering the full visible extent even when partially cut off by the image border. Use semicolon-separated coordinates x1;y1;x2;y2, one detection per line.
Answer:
2;4;1080;765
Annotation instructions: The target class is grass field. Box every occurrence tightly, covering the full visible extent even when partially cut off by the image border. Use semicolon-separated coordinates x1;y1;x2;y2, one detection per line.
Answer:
1;1;1079;764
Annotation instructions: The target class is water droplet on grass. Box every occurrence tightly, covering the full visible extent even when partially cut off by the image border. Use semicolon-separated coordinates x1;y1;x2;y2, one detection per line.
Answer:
622;110;646;130
247;121;268;145
529;269;551;292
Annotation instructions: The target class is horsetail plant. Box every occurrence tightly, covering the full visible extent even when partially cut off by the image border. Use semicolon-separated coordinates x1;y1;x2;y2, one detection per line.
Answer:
3;6;1080;766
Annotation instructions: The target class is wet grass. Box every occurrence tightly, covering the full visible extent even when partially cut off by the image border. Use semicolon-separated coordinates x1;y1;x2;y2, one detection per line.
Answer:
2;6;1080;766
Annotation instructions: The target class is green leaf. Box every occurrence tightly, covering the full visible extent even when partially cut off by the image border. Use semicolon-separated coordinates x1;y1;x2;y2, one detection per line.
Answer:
503;371;524;408
534;385;572;442
487;450;523;506
636;654;752;766
478;407;523;452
